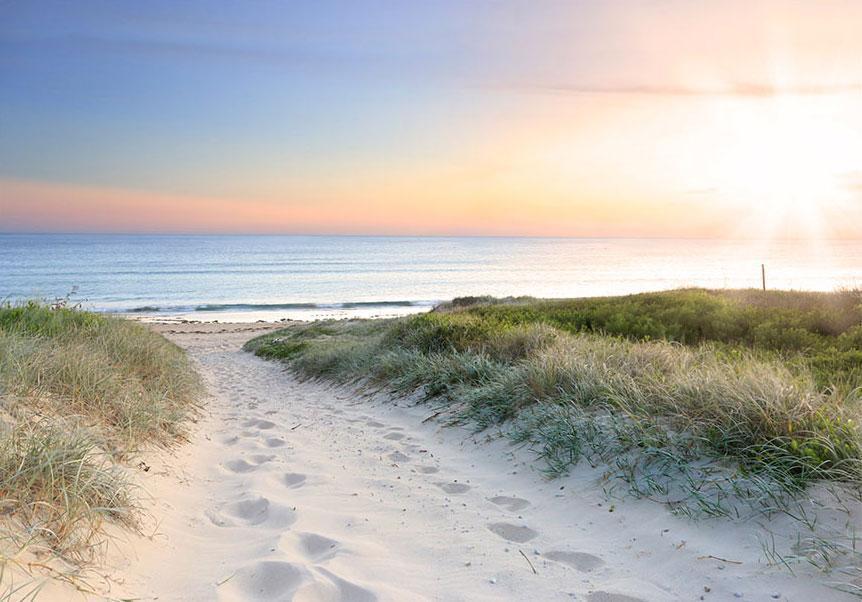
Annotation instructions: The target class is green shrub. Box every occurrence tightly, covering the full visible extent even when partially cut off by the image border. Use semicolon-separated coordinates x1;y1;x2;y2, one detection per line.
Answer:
382;312;497;354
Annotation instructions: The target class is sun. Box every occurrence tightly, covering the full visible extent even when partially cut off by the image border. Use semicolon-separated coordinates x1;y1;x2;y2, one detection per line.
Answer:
710;93;861;239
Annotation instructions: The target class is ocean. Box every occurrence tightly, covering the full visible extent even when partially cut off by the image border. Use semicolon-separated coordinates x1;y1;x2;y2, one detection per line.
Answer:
2;234;860;322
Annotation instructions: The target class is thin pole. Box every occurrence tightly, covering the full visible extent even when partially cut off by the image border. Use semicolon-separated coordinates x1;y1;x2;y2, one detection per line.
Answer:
761;264;766;291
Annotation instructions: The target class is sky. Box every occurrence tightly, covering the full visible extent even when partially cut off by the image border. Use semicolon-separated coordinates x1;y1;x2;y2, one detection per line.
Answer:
2;1;862;237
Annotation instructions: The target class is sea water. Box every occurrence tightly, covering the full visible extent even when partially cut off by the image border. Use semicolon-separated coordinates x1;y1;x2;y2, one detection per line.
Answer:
1;234;860;322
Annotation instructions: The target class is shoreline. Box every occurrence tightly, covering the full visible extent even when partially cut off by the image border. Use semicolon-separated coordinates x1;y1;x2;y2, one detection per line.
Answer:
117;304;431;325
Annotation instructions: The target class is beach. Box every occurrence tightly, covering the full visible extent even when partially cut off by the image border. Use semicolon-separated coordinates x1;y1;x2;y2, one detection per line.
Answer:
62;321;850;601
6;3;862;599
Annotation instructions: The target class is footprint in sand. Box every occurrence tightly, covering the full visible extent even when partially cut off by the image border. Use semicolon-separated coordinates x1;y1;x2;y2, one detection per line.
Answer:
587;593;647;602
313;567;378;602
294;532;341;562
387;451;410;463
249;453;275;464
264;437;286;448
205;510;231;528
210;495;296;529
488;495;531;512
224;496;272;526
487;522;538;543
436;482;471;494
383;432;405;441
218;560;305;601
544;550;605;572
414;466;439;474
223;459;258;474
365;420;385;428
282;472;307;488
242;418;277;430
223;454;273;474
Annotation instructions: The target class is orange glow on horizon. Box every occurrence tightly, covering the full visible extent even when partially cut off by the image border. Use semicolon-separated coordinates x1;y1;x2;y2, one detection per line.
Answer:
3;169;860;239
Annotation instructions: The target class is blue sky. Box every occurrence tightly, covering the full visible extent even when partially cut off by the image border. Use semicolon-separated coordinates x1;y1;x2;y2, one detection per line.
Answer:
2;1;861;236
1;2;499;192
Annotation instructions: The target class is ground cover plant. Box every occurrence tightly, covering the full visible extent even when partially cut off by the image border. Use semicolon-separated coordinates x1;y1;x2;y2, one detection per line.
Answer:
0;302;201;595
246;288;862;592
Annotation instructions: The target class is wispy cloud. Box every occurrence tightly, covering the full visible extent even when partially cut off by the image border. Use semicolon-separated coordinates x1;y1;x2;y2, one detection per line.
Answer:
527;81;862;98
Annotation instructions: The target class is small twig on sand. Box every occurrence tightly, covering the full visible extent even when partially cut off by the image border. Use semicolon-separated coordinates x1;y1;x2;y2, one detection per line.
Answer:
216;571;237;586
519;549;538;574
290;423;304;430
422;409;445;423
697;555;742;565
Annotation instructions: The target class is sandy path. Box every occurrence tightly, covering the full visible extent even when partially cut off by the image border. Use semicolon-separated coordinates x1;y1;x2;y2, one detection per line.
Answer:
96;323;849;601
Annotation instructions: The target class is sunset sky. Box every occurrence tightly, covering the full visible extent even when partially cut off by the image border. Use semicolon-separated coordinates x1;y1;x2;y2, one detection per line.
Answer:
2;1;862;237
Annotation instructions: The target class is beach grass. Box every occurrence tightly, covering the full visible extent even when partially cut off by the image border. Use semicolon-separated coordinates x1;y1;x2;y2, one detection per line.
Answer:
246;288;862;574
0;302;201;577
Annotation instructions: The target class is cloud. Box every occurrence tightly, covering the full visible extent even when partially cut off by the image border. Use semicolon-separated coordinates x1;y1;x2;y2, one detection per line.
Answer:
525;81;862;98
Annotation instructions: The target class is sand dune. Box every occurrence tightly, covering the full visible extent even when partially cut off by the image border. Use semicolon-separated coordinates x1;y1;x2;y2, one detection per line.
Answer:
64;322;851;601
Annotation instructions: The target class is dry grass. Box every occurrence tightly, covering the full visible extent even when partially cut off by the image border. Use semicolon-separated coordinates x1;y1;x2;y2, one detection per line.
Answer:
0;302;201;587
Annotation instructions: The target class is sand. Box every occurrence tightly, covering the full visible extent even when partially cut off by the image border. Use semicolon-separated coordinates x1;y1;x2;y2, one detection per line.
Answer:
33;322;853;601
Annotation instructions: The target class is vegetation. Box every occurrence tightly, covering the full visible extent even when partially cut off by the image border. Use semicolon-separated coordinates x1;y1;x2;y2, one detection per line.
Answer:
246;288;862;583
0;302;201;589
437;288;862;389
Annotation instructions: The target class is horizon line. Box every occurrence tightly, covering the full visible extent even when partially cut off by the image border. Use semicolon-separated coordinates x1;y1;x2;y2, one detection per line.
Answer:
1;231;861;242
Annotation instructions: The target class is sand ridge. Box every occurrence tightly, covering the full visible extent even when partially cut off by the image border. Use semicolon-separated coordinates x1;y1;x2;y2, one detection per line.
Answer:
80;322;851;601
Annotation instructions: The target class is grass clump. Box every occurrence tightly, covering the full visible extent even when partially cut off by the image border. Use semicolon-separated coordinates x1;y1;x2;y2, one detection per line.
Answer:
0;302;201;576
0;423;131;561
245;290;862;487
246;288;862;576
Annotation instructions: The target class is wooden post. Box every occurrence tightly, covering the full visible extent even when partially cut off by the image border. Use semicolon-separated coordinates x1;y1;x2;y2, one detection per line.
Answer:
761;264;766;291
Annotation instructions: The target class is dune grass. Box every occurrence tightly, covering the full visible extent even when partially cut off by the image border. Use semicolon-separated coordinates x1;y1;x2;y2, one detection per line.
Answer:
0;302;201;581
246;288;862;578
